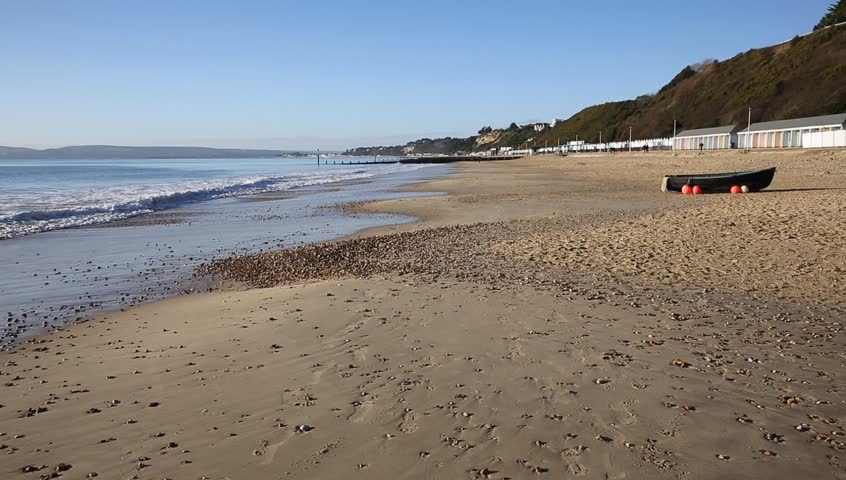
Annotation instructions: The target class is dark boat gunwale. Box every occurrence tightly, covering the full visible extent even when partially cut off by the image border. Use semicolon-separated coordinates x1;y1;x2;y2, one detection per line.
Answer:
661;167;776;193
664;169;770;180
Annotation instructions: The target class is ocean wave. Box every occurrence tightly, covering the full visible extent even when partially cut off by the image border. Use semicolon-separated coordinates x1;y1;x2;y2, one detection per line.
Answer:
0;163;427;239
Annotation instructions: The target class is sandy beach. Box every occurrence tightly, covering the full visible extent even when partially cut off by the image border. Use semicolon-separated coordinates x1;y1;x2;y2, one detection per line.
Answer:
2;150;845;479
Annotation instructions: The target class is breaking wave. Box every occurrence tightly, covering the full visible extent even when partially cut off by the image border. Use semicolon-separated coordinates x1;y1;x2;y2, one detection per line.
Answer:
0;164;425;239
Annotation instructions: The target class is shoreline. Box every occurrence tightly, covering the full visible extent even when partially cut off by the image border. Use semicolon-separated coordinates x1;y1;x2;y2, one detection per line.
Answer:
2;149;845;479
0;164;450;349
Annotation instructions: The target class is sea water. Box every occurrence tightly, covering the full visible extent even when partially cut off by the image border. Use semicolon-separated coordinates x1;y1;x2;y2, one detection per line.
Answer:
0;157;448;346
0;157;433;239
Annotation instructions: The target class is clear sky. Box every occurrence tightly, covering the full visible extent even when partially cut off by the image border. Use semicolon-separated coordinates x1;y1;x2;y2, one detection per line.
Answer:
0;0;832;150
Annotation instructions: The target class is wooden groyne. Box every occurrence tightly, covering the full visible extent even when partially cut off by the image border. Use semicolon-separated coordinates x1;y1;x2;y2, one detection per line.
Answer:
325;155;522;165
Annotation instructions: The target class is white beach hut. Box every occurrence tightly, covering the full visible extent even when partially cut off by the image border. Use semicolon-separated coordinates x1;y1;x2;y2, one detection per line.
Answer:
673;126;738;150
737;113;846;149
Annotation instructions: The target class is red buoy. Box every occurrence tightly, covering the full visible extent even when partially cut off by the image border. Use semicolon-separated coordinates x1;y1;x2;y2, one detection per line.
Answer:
681;185;692;195
692;185;703;195
730;185;741;194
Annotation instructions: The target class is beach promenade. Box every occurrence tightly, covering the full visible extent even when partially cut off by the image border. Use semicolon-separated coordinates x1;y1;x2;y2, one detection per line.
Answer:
2;150;845;479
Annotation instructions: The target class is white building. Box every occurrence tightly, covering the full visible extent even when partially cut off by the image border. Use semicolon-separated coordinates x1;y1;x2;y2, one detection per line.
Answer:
563;138;671;152
673;125;738;150
738;113;846;149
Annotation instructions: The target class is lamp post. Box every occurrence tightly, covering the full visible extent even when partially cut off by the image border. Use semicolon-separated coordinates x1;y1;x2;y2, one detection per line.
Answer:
673;118;676;150
629;126;633;152
747;107;752;150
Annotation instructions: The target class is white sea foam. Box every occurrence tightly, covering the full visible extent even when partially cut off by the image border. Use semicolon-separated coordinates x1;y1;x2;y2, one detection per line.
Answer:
0;163;429;239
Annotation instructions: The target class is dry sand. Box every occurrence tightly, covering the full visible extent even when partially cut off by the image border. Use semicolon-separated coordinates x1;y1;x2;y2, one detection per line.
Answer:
2;149;845;480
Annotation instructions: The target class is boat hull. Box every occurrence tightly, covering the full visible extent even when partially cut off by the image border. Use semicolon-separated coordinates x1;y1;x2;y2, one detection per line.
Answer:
661;167;776;193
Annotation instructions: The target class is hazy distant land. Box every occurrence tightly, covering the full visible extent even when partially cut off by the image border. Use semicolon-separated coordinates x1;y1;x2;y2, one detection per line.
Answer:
0;145;323;159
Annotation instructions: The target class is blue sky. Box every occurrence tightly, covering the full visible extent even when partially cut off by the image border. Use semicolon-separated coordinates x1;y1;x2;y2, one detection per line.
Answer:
0;0;831;150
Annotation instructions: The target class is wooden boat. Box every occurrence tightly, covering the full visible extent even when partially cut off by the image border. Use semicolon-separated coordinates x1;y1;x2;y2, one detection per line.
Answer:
661;167;776;193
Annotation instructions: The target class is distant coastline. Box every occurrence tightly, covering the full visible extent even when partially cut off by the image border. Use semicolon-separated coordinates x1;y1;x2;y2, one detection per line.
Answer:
0;145;333;160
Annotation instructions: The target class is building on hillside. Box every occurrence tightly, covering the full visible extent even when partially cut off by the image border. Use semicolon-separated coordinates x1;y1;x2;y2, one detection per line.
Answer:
737;113;846;149
533;123;547;132
673;126;738;150
550;118;564;128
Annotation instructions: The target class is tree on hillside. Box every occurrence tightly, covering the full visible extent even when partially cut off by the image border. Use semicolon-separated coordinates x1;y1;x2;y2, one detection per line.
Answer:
478;126;493;135
815;0;846;30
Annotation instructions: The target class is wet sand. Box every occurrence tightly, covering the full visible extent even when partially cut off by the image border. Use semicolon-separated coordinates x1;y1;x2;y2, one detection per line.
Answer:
2;150;845;479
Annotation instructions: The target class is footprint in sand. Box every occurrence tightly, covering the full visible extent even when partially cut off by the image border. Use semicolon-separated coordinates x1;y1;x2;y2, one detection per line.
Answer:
260;431;296;465
353;346;369;363
398;412;418;433
348;400;377;423
310;364;331;385
608;400;638;426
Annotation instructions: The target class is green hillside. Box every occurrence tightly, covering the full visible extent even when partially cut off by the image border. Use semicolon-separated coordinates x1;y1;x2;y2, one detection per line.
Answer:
346;16;846;156
534;21;846;145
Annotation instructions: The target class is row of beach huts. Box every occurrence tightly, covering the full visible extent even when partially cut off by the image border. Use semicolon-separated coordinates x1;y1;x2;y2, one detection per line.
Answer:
483;112;846;156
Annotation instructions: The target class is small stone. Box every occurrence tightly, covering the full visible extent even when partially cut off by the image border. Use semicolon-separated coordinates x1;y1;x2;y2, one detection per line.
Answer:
530;465;549;474
477;467;495;478
21;406;48;417
20;465;46;473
